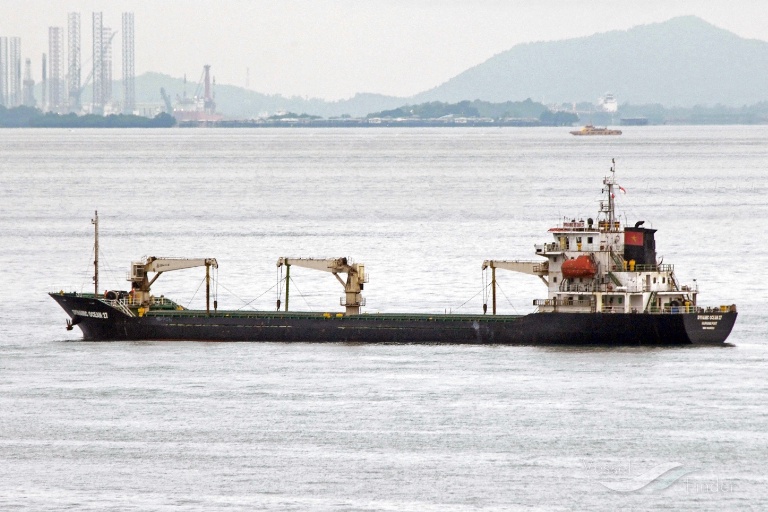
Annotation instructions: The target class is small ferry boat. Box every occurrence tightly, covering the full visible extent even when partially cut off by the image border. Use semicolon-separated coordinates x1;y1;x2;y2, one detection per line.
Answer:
570;124;622;136
50;162;736;344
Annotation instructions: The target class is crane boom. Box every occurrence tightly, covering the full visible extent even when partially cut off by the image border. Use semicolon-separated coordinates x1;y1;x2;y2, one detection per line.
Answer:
482;259;548;277
143;257;218;273
276;257;367;315
482;259;549;315
277;257;351;274
129;256;218;313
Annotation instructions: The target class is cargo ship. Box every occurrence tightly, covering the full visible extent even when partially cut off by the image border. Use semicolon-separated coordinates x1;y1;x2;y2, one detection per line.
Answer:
50;163;736;344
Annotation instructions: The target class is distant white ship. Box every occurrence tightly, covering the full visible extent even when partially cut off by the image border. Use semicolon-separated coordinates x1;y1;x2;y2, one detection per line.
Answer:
598;93;618;113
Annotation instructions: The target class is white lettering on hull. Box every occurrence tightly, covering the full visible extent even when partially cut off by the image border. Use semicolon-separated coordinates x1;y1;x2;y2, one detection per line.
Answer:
696;315;722;330
71;309;109;319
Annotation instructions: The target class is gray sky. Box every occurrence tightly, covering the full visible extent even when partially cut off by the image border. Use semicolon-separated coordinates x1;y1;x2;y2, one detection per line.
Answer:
2;0;766;100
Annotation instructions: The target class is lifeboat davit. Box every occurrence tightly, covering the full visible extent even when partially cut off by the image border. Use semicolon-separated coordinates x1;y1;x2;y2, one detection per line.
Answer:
561;255;596;279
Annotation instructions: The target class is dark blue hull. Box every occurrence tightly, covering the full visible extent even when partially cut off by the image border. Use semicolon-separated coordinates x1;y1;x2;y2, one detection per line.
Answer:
50;293;736;345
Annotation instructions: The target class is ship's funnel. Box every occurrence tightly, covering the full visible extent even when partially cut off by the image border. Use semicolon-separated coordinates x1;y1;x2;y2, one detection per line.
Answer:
624;227;657;266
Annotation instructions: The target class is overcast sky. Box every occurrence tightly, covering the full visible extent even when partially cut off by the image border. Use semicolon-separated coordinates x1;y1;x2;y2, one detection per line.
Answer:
2;1;766;100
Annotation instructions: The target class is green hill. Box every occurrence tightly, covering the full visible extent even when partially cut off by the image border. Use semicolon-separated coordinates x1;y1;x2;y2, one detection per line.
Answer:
413;16;768;106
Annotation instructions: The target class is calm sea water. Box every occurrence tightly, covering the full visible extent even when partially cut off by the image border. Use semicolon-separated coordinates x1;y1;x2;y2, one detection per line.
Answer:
1;127;766;510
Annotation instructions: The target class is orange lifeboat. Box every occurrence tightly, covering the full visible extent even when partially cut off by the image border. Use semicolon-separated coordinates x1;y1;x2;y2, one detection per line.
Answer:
561;255;596;279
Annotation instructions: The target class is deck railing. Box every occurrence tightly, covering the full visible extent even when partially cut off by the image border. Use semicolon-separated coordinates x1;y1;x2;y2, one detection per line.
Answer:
647;305;734;314
534;297;735;315
100;295;178;313
633;264;675;272
340;296;367;307
535;243;562;254
533;298;594;308
600;306;626;313
102;299;136;317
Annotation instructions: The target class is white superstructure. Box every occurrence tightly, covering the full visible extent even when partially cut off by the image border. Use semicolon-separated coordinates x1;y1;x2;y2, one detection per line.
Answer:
484;161;732;316
598;92;618;113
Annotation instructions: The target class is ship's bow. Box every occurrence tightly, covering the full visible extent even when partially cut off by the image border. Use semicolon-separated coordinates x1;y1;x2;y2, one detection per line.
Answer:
49;292;133;340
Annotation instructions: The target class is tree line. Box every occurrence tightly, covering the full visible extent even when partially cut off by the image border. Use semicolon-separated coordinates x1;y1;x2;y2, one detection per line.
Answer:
0;106;176;128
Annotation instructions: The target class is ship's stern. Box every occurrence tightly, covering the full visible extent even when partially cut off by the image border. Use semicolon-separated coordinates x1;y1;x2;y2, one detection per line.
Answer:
682;310;738;344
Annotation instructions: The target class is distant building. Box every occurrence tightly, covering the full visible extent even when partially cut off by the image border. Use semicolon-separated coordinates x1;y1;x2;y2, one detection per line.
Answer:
22;57;35;107
0;37;7;106
9;37;21;107
135;102;163;118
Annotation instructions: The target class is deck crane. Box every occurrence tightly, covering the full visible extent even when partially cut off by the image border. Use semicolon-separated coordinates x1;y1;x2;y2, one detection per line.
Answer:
129;257;219;313
276;257;367;315
481;260;549;315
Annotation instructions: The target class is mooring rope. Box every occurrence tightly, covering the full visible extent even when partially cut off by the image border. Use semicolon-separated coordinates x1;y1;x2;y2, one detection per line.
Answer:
453;282;492;312
235;280;279;311
494;280;519;314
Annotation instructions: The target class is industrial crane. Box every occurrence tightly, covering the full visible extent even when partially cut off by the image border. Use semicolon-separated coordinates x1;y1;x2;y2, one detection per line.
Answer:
481;260;549;315
67;30;118;111
68;67;93;111
129;256;219;313
276;257;367;315
160;87;173;114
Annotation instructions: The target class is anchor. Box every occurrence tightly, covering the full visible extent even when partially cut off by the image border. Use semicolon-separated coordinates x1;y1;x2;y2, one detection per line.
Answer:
66;317;82;331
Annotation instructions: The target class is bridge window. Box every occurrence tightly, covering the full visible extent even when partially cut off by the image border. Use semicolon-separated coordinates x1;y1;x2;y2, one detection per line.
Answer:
587;237;593;244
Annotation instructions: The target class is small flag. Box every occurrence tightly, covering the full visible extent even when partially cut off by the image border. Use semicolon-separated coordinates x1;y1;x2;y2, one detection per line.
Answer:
618;186;627;194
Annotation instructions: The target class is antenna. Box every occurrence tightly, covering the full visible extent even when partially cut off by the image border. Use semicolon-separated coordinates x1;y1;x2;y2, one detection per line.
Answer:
601;159;617;228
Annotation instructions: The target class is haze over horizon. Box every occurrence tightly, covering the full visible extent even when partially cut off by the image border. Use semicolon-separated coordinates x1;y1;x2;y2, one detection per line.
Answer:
3;1;767;101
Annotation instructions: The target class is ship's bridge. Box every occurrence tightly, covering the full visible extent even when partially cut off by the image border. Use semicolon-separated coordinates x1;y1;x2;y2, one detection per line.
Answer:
548;218;622;233
538;218;603;254
548;219;591;233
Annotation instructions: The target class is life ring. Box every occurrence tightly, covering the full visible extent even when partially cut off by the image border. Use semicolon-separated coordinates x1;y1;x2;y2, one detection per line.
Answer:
607;284;613;292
